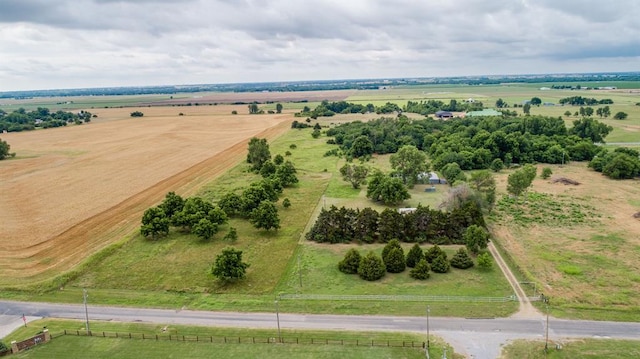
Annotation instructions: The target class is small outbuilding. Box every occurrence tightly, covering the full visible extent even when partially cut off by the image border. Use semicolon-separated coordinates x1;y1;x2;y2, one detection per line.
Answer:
435;110;453;119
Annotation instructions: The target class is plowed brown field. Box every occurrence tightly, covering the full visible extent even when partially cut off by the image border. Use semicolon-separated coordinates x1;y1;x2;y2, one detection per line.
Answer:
0;105;292;286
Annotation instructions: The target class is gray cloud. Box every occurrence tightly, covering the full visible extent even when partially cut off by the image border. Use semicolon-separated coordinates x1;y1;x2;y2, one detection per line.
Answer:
0;0;638;91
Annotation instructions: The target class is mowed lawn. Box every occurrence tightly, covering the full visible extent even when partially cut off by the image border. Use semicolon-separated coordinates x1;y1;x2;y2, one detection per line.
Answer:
501;338;640;359
5;319;441;359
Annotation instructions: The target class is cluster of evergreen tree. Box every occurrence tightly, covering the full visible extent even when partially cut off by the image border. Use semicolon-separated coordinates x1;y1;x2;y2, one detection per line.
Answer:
306;202;485;245
339;241;476;282
327;115;606;169
558;96;613;106
0;107;92;132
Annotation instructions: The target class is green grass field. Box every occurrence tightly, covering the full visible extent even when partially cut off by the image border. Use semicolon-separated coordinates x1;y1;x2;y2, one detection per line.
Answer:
4;319;461;359
501;338;640;359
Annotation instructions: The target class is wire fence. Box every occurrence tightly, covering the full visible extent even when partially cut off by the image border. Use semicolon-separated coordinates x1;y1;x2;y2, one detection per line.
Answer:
54;330;425;348
278;293;516;303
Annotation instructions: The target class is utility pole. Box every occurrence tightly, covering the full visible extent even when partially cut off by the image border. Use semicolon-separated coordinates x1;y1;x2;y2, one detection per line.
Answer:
83;289;90;334
545;302;550;352
275;300;282;343
426;305;430;349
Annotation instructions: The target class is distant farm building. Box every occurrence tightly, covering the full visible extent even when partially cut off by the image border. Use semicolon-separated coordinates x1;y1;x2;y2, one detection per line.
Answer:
422;172;447;185
466;109;501;117
435;110;453;119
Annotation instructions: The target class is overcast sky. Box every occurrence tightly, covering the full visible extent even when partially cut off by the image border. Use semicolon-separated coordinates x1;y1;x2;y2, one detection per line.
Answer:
0;0;638;91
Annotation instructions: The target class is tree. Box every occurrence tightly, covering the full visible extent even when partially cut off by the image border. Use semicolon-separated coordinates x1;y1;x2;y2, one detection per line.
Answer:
171;196;215;231
382;239;403;262
0;138;15;160
523;103;531;115
450;248;474;269
340;163;369;189
246;137;271;171
130;111;144;117
274;161;298;187
410;259;431;280
0;341;8;353
218;192;243;217
430;254;450;273
563;110;572;117
273;153;284;165
406;243;425;268
614;111;628;120
250;201;280;231
193;218;218;241
495;98;506;108
477;252;493;271
570;118;613;143
248;103;260;114
385;247;406;273
530;97;542;106
140;206;170;240
507;165;536;200
358;252;386;281
338;248;362;274
441;162;466;185
160;191;184;219
354;207;379;243
541;167;553;179
464;225;489;255
366;171;410;205
350;135;374;158
468;170;496;212
276;103;283;114
212;247;249;282
390;145;428;187
260;160;277;177
490;158;504;172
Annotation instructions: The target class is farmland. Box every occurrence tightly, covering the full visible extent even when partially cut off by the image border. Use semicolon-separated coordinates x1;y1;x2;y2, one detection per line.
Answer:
1;82;639;323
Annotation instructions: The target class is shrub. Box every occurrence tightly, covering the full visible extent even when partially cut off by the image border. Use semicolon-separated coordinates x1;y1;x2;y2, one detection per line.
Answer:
490;158;504;172
289;144;297;149
425;245;446;264
338;248;361;274
130;111;144;117
477;252;493;271
231;110;238;115
450;248;474;269
312;129;321;138
405;243;424;268
410;259;431;280
382;239;402;263
223;227;238;242
541;167;553;179
430;254;450;273
358;252;386;281
285;151;292;156
282;198;291;208
384;247;406;273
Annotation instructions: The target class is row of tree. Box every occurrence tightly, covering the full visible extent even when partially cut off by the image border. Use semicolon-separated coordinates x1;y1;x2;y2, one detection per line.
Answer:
339;239;492;282
558;96;613;106
0;107;93;132
306;202;485;245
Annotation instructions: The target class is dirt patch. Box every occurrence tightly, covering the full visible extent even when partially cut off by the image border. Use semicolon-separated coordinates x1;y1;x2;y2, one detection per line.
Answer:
0;106;292;285
551;177;580;185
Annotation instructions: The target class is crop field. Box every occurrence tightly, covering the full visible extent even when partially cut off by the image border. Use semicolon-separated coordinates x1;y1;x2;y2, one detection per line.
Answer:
0;105;292;286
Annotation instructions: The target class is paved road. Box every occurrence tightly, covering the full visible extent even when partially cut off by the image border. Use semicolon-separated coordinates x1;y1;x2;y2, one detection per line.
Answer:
2;300;639;358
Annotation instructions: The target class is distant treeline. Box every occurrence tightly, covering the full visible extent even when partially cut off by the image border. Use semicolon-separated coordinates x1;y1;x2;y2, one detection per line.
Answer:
0;108;92;132
2;72;639;99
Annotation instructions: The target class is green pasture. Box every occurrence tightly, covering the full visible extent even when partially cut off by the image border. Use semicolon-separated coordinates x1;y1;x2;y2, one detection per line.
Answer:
5;319;455;359
501;338;640;359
